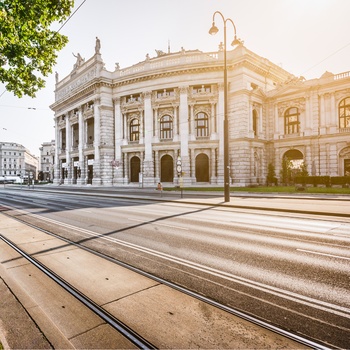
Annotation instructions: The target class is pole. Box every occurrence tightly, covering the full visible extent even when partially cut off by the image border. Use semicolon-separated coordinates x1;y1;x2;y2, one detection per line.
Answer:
223;19;230;202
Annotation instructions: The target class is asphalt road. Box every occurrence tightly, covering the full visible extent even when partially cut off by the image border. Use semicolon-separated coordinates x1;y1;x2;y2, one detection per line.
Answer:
0;186;349;348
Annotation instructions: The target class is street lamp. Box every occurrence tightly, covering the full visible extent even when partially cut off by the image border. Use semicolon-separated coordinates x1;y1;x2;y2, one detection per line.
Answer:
209;11;242;202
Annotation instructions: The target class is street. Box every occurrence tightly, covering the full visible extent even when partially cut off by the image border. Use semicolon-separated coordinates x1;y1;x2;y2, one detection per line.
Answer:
0;187;349;348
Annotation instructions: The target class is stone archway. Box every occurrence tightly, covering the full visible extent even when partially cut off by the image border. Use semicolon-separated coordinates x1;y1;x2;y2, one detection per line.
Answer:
339;147;350;176
160;155;174;182
130;156;140;183
195;153;209;182
283;149;304;168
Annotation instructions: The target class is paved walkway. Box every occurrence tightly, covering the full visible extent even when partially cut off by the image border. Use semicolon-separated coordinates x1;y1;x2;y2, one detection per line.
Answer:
0;186;348;348
1;211;309;349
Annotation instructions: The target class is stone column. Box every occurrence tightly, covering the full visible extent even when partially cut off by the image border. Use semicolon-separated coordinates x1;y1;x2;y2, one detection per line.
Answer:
77;108;85;185
190;148;195;181
154;150;159;182
114;97;123;185
143;91;155;186
154;108;159;139
179;86;190;185
139;109;144;143
123;112;127;142
210;103;216;136
173;104;178;137
93;100;101;185
304;96;311;135
248;102;253;137
53;117;60;185
210;148;217;183
65;114;72;184
329;93;337;133
319;94;326;134
274;103;279;138
259;105;263;136
189;104;195;137
123;153;128;184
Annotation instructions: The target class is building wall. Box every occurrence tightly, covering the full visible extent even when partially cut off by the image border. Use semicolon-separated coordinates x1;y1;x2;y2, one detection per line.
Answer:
39;140;55;181
50;42;350;187
0;142;38;180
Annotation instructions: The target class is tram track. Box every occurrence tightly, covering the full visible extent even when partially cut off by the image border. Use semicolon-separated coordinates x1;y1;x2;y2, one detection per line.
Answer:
0;207;333;349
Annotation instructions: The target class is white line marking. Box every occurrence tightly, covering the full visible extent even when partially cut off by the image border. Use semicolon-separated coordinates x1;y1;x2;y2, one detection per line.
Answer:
297;249;350;261
6;208;350;318
128;218;189;230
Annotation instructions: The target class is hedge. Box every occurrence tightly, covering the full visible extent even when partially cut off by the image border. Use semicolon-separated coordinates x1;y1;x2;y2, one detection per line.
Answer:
295;176;350;187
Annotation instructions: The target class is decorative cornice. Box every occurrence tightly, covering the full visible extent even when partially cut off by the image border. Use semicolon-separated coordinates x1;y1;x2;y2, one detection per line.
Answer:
278;97;306;115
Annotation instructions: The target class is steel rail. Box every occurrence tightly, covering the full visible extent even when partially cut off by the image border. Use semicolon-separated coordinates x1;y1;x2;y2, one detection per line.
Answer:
0;209;333;350
0;233;157;350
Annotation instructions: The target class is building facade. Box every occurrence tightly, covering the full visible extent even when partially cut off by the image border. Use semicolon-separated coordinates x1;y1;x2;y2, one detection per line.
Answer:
0;142;39;180
50;40;350;187
39;140;55;182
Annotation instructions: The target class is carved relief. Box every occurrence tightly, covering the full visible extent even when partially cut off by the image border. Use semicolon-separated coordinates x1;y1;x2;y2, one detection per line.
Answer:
339;146;350;158
278;98;305;116
127;112;141;122
335;89;350;102
69;115;78;124
56;67;97;101
194;104;211;116
157;107;174;120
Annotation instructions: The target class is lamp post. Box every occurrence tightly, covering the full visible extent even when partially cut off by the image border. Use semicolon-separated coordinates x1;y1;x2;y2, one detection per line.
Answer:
209;11;242;202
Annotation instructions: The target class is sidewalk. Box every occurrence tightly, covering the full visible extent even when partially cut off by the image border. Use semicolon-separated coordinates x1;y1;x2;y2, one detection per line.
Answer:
0;212;309;350
13;184;350;217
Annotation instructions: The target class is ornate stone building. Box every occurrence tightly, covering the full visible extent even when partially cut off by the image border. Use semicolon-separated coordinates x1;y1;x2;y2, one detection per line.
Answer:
39;140;55;182
50;39;350;187
0;142;38;180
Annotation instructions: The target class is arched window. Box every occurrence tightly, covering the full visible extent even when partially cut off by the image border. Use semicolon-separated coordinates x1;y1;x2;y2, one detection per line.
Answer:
339;97;350;129
160;115;173;139
130;118;140;141
195;112;209;137
284;107;299;134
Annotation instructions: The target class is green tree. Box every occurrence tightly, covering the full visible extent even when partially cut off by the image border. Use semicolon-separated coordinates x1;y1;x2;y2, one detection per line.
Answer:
266;162;276;186
280;156;292;185
300;161;309;177
0;0;74;97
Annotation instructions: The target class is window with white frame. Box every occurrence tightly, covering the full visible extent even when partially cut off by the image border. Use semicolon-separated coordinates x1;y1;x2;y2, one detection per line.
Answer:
339;97;350;128
284;107;300;134
130;118;140;141
160;115;173;139
195;112;209;137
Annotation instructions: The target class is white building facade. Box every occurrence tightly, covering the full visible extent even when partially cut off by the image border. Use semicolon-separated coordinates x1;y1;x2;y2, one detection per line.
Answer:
50;41;350;187
0;142;39;180
39;140;55;181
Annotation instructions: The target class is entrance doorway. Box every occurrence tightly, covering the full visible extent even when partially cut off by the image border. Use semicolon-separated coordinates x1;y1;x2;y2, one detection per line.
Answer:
130;156;140;182
196;153;209;182
161;155;174;182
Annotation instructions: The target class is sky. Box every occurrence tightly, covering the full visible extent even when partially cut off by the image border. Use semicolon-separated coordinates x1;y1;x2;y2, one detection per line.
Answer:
1;0;350;157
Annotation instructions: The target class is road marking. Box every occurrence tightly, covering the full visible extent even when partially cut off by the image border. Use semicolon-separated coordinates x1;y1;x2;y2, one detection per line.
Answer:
128;218;189;230
297;248;350;261
5;207;350;319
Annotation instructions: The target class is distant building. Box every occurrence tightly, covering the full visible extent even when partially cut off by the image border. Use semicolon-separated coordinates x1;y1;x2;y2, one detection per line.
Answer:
50;39;350;187
0;142;39;180
39;140;55;182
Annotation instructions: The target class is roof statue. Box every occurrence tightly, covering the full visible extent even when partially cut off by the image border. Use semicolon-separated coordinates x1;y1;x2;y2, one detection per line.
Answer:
155;49;166;57
95;37;101;54
72;52;84;69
